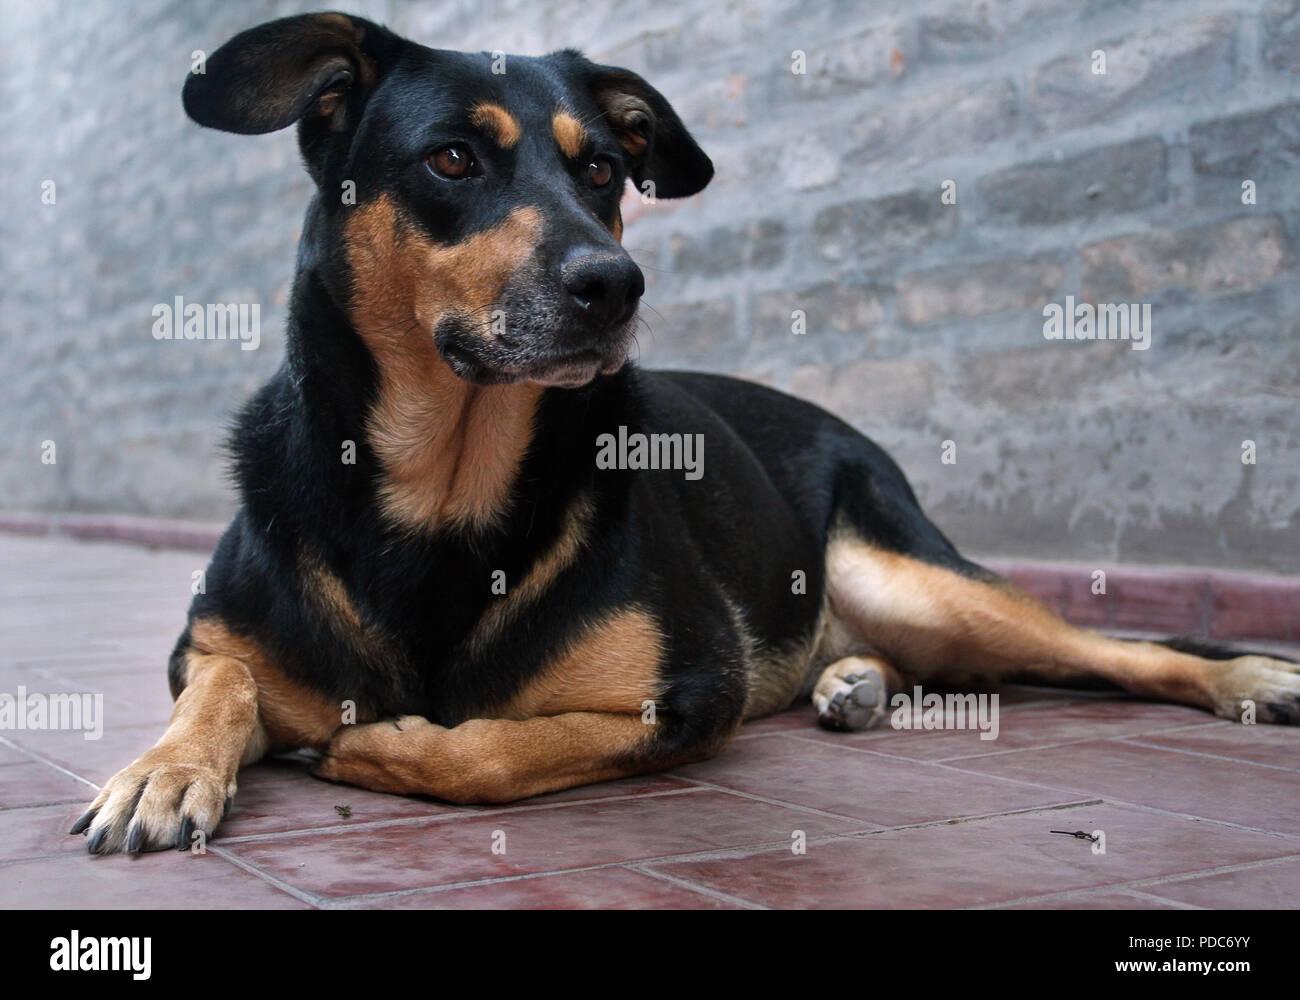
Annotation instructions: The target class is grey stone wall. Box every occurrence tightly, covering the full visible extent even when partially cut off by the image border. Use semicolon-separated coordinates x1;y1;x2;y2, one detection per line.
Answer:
2;0;1298;571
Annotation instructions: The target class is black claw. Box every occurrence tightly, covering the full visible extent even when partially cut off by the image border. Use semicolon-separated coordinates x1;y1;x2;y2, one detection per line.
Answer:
222;796;233;819
177;817;195;851
125;825;144;855
1266;703;1294;723
87;827;109;855
69;809;97;836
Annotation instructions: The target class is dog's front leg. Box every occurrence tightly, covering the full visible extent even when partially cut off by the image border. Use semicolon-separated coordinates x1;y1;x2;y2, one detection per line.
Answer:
71;653;260;854
315;712;666;803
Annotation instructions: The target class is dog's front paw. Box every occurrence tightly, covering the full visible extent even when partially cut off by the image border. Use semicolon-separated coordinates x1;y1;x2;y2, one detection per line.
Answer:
70;746;236;855
1209;655;1300;724
315;714;444;793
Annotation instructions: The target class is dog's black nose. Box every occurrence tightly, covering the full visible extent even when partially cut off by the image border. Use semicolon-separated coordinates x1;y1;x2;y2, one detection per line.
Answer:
560;250;644;326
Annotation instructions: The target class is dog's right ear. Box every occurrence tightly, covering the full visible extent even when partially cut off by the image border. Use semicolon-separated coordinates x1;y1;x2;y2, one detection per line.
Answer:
182;12;399;136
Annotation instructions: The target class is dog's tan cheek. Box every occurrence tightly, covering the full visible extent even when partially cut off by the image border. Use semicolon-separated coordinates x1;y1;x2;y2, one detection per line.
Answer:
341;197;545;532
409;206;544;335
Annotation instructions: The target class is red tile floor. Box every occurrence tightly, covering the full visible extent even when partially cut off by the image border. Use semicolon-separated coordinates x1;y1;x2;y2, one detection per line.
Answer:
1;534;1297;909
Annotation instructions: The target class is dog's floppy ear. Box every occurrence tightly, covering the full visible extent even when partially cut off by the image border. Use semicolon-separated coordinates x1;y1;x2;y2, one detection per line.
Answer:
585;63;713;199
182;12;398;135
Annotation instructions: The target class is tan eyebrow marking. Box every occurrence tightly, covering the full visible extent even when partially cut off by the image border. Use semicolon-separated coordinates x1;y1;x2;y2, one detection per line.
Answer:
552;110;587;158
470;102;521;148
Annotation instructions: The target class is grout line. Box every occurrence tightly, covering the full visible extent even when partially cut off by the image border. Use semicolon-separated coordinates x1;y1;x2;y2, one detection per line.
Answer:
774;731;947;763
852;798;1105;837
0;734;99;790
668;776;884;825
205;844;326;909
322;833;871;908
1120;890;1206;910
777;716;1227;765
732;694;1094;740
215;786;710;845
921;759;1300;843
922;721;1227;762
1085;799;1300;844
0;799;93;814
1115;737;1300;773
623;863;769;910
973;853;1300;910
323;863;642;908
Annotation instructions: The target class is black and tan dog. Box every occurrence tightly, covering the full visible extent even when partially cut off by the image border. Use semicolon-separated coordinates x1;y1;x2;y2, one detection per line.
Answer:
73;12;1298;854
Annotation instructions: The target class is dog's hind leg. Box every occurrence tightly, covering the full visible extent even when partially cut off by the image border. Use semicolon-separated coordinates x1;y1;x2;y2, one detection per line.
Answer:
824;534;1300;724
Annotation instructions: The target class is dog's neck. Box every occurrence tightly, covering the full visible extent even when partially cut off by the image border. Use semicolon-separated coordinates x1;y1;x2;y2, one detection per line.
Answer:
364;348;542;533
283;263;542;536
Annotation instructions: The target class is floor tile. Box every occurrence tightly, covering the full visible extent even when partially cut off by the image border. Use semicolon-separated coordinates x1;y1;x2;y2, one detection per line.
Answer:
668;733;1088;825
646;803;1298;908
219;758;461;838
945;739;1300;834
1003;890;1189;909
0;851;310;909
350;866;741;909
0;803;92;863
1139;858;1300;909
1;722;163;784
222;789;862;898
1128;723;1300;771
0;761;95;809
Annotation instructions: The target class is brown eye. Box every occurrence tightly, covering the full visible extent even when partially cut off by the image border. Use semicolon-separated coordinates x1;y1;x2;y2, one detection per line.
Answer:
429;145;476;179
588;158;613;187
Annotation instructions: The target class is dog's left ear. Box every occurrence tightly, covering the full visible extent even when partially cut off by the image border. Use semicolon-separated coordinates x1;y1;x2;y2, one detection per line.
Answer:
583;62;714;199
182;12;400;136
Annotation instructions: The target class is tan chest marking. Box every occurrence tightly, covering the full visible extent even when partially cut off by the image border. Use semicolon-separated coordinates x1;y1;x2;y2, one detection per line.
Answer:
344;195;543;531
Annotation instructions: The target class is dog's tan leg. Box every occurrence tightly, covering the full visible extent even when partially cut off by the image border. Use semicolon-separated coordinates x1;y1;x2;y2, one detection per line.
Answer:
316;711;664;803
812;654;905;731
826;537;1300;723
71;651;260;854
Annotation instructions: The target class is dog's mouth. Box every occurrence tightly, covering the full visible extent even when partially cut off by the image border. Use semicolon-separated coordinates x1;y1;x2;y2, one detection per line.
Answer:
434;321;633;388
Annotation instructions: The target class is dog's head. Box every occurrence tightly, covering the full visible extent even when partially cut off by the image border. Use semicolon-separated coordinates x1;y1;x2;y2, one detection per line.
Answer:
182;12;711;388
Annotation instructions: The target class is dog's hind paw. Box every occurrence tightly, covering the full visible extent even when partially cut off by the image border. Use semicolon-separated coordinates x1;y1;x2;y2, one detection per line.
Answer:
1210;655;1300;724
813;660;890;732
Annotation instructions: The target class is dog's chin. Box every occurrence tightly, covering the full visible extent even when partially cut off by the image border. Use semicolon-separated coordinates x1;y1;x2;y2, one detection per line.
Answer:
435;337;630;389
522;351;627;388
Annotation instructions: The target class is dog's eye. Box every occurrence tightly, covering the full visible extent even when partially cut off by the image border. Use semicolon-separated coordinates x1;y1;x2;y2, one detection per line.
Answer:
587;157;613;187
428;145;477;179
